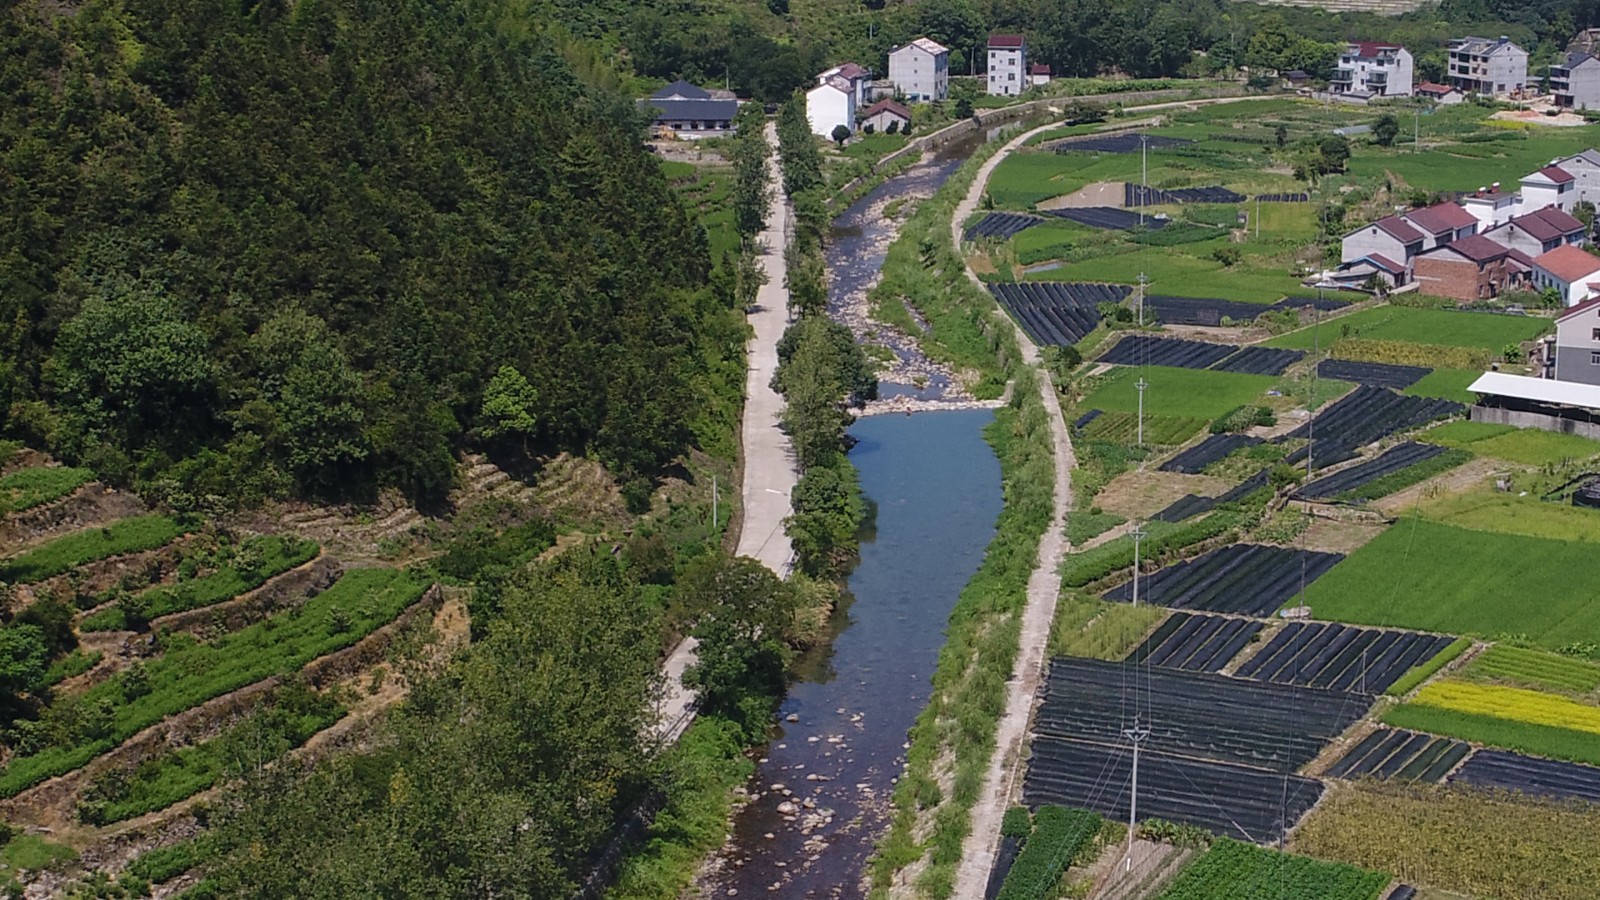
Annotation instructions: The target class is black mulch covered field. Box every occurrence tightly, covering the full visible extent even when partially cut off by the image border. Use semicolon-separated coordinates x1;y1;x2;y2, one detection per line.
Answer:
1074;409;1103;430
1210;346;1304;376
1316;359;1431;390
1025;658;1360;841
1450;750;1600;805
965;212;1044;241
1043;206;1168;231
1050;133;1192;154
1098;335;1238;369
1253;192;1311;202
1102;544;1344;617
1159;433;1263;474
1295;442;1452;501
1125;184;1246;206
1279;386;1463;467
986;282;1112;346
1151;494;1215;523
1141;295;1273;327
1234;623;1455;695
1326;727;1471;783
1128;612;1264;672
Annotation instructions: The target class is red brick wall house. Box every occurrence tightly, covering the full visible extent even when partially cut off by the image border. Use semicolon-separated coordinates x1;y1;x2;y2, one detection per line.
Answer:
1411;235;1517;300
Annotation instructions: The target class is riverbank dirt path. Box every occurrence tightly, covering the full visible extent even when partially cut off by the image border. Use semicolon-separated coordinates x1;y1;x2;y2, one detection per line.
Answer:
655;123;794;744
948;96;1267;897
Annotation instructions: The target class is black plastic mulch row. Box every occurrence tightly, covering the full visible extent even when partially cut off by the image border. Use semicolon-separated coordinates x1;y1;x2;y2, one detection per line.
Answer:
1125;183;1247;206
1296;442;1450;501
1316;359;1431;390
1253;192;1310;202
1103;544;1344;617
1074;409;1103;430
1128;612;1264;672
1099;335;1237;369
1326;727;1470;783
1450;749;1600;805
1023;736;1323;844
982;835;1022;900
1214;468;1271;504
986;284;1102;346
964;212;1043;241
1210;346;1304;376
1280;387;1464;467
1037;657;1365;770
1389;888;1418;900
1050;132;1193;154
1043;206;1168;231
1159;433;1263;474
1142;294;1273;327
1234;623;1454;695
1151;494;1214;523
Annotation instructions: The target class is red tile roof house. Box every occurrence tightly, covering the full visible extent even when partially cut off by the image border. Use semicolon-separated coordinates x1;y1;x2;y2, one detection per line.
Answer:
861;99;912;134
1533;243;1600;306
1415;81;1464;103
1412;233;1522;300
1340;215;1424;268
1398;202;1480;250
1484;206;1587;258
1519;164;1578;212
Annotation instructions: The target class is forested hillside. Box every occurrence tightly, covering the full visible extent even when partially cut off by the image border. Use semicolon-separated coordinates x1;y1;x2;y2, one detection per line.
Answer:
0;0;742;505
533;0;1600;98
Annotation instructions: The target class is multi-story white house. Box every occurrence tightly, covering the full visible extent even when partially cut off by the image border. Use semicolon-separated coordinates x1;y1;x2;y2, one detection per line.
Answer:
986;34;1027;97
1520;165;1578;213
1462;184;1520;229
817;63;871;108
1533;244;1600;308
806;75;857;138
888;37;950;102
1331;42;1414;97
1448;36;1528;96
1557;149;1600;206
1553;52;1600;111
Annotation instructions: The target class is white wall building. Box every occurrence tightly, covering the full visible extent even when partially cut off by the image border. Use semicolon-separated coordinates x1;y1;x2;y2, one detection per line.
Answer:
1461;184;1521;229
1557;149;1600;206
1552;52;1600;111
817;63;871;108
1331;41;1414;97
806;76;857;138
1448;35;1529;96
1520;164;1578;213
987;34;1027;97
888;37;950;102
1532;244;1600;306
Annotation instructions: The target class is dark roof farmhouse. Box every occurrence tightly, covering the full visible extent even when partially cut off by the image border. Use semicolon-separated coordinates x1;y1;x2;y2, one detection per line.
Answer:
638;81;739;137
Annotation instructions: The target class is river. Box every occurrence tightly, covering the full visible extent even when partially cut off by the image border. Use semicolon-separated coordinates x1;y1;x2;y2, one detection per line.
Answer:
698;136;1004;898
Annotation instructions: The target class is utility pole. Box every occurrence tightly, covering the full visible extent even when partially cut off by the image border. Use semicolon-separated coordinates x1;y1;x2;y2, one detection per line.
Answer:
1415;108;1420;154
712;474;719;531
1136;272;1148;327
1131;523;1148;607
1135;376;1149;447
1123;718;1151;871
1255;194;1261;239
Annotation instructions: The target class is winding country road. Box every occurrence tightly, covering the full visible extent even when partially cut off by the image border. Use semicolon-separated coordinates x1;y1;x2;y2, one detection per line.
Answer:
654;122;794;744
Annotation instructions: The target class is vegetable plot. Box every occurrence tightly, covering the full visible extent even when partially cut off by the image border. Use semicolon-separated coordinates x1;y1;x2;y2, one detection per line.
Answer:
1449;749;1600;805
994;806;1102;900
1102;544;1344;617
1128;612;1263;672
1278;386;1463;467
1209;346;1302;376
1159;434;1263;474
1324;727;1470;783
1035;658;1366;771
1099;336;1237;369
1234;623;1455;695
966;212;1044;241
1153;838;1389;900
1294;443;1454;501
987;283;1109;346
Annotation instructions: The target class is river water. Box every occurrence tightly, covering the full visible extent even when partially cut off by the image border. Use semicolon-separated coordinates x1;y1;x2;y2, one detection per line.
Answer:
699;409;1002;898
698;136;1004;897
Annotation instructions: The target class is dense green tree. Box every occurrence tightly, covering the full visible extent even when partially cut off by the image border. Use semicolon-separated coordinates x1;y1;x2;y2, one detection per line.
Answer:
1373;114;1401;148
680;553;798;729
476;366;540;452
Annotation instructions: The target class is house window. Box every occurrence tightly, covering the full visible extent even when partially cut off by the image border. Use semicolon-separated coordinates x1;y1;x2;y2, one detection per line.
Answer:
1591;351;1600;365
1591;327;1600;341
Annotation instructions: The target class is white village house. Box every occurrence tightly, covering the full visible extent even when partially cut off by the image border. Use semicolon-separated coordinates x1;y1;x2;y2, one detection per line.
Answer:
806;75;857;137
987;34;1027;97
1331;41;1414;98
1531;243;1600;307
888;37;950;102
861;99;912;134
1448;35;1529;97
1552;52;1600;111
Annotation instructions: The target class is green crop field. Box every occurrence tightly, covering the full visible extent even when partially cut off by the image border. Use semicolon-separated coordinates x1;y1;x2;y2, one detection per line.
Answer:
1415;490;1600;543
1463;644;1600;695
1027;253;1303;303
1154;838;1388;900
1265;307;1549;351
0;466;93;513
1080;366;1278;419
1403;368;1483;405
1299;520;1600;651
0;567;427;798
1421;420;1600;465
1081;411;1207;446
79;535;320;631
1383;689;1600;767
1348;128;1600;193
0;514;194;583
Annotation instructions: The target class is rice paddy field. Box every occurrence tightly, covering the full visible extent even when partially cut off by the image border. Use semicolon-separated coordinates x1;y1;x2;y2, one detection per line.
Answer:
1401;368;1482;405
1297;519;1600;651
1265;307;1550;352
1077;366;1277;419
1414;490;1600;543
1421;420;1600;466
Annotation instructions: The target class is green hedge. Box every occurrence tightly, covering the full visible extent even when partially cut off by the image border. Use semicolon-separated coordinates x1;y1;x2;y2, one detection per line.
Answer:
996;807;1101;900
